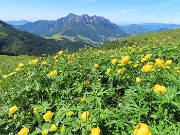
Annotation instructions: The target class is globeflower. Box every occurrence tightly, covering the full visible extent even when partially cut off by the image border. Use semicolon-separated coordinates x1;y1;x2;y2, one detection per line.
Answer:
136;77;141;83
141;64;153;72
60;125;65;133
134;123;151;135
154;84;167;94
155;58;165;67
50;124;58;131
17;127;29;135
18;63;25;68
42;129;48;135
58;50;64;55
81;111;90;121
120;56;130;65
106;68;111;73
80;97;85;102
94;64;99;68
43;111;54;121
29;59;38;65
111;58;118;65
145;53;152;59
49;70;58;77
66;111;74;117
165;60;173;65
117;68;125;75
42;61;48;65
33;106;38;114
134;64;139;68
90;127;101;135
9;105;18;115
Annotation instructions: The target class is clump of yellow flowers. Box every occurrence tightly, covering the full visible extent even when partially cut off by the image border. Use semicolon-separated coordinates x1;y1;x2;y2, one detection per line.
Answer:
141;64;153;72
153;84;167;94
134;123;151;135
111;58;118;65
120;56;130;65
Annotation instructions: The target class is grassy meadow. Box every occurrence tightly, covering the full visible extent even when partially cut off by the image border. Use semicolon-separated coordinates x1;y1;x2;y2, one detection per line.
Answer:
0;33;180;135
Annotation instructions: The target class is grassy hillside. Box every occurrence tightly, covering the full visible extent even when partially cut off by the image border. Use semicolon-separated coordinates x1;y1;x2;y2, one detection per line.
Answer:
0;20;87;55
101;28;180;49
0;30;180;134
0;55;34;74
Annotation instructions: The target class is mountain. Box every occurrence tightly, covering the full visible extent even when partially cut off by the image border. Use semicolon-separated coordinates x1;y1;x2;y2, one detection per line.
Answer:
15;13;130;44
120;23;180;35
5;20;30;25
0;20;87;55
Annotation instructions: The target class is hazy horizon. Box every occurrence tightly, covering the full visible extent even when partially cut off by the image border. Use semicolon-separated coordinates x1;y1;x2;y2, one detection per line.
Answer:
1;0;180;25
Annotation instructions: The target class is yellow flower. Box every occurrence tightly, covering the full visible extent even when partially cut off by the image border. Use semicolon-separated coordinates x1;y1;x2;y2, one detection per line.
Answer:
136;77;141;83
81;111;90;121
3;75;8;79
117;68;125;75
153;84;167;94
139;48;143;51
165;60;172;65
90;127;101;135
53;55;58;60
134;64;139;68
9;105;18;115
94;64;99;68
43;111;54;121
18;63;25;68
80;97;85;102
58;50;64;55
134;123;151;135
42;61;48;65
15;67;21;72
41;129;48;135
120;56;130;65
29;59;38;65
111;59;118;65
17;127;29;135
60;125;65;133
141;64;153;72
155;58;165;67
50;124;58;131
33;106;38;114
8;72;16;77
145;53;152;59
106;68;111;73
66;111;74;117
141;58;148;63
49;70;58;77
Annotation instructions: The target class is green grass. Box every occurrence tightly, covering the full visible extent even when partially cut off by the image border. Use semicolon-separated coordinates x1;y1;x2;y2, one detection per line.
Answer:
0;55;34;74
0;29;180;134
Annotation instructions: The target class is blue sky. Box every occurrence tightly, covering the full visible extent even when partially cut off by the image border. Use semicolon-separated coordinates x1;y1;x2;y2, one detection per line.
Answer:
0;0;180;25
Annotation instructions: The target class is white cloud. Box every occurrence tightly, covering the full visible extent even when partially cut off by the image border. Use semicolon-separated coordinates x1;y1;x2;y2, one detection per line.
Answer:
119;8;140;13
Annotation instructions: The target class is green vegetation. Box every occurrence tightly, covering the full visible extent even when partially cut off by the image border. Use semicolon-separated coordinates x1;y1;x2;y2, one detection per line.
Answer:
101;28;180;49
0;20;87;55
0;29;179;134
0;55;33;74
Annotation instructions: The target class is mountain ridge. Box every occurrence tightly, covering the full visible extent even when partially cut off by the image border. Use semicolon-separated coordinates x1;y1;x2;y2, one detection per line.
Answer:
15;13;130;44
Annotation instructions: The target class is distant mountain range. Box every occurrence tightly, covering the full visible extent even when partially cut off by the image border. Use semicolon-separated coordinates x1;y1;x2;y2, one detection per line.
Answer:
5;20;30;25
12;13;129;44
120;23;180;34
0;20;87;55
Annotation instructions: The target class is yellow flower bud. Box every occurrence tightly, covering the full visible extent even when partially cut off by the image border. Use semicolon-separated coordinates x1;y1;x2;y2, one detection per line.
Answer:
136;77;141;83
111;59;118;65
9;105;18;115
66;111;74;117
33;106;38;114
42;129;48;135
50;124;58;131
81;111;90;121
94;64;99;68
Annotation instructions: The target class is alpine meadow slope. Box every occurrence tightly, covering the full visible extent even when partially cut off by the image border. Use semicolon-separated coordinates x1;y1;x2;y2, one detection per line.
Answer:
0;28;179;134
